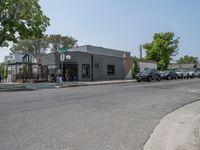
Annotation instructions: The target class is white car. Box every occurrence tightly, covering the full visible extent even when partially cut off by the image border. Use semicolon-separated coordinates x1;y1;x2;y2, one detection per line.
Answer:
187;68;200;78
175;69;189;79
194;68;200;78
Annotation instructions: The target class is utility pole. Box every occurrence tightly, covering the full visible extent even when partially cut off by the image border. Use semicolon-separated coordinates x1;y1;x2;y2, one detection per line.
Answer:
139;44;143;59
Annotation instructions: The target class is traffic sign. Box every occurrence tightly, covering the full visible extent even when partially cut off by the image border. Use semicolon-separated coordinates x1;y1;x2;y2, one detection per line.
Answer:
60;53;65;62
58;48;68;54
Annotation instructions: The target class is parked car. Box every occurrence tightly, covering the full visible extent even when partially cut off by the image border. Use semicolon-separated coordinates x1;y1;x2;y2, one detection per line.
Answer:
188;69;196;78
183;68;190;79
193;68;200;78
162;70;178;80
136;69;161;82
175;69;189;79
160;71;165;78
186;68;200;78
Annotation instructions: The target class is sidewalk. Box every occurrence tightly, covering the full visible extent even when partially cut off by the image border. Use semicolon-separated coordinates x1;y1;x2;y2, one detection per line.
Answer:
0;79;136;91
143;100;200;150
57;79;136;88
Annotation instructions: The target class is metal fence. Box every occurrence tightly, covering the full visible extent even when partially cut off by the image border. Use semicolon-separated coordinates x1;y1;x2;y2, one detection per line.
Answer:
16;72;48;83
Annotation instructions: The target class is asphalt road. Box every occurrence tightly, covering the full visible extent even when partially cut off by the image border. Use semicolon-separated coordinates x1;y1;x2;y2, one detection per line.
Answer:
1;79;200;150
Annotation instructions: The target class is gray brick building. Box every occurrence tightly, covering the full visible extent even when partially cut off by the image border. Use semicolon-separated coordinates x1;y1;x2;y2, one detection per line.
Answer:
40;45;131;81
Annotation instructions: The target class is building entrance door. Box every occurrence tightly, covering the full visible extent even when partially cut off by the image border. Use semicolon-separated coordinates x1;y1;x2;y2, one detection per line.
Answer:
63;63;78;81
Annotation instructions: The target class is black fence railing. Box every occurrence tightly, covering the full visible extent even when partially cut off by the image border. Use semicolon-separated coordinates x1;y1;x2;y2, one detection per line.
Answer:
16;73;48;82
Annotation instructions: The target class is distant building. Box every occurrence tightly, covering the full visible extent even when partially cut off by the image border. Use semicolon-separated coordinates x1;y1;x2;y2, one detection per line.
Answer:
21;53;48;82
4;53;24;82
124;59;158;79
138;60;157;72
168;64;200;69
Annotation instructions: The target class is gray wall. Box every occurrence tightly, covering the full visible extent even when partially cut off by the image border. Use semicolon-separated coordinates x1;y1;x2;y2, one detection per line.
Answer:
40;51;125;81
41;53;59;66
65;52;92;81
67;52;124;81
93;55;124;80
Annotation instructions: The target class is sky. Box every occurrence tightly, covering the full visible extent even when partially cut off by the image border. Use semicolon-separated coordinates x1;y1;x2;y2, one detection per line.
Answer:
0;0;200;62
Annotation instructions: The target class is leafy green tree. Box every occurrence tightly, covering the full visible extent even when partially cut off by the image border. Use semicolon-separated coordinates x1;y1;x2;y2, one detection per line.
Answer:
10;34;78;54
0;63;8;80
176;55;199;64
132;57;140;78
48;34;78;52
143;32;179;70
0;0;50;47
10;36;49;54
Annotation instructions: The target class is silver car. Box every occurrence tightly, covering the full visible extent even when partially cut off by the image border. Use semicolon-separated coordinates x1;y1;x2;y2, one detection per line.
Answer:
175;69;189;79
194;68;200;78
187;68;200;78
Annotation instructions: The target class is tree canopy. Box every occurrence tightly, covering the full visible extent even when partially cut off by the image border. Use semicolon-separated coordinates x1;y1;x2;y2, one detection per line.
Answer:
10;36;49;54
143;32;179;70
176;55;199;64
48;34;78;52
10;34;78;54
0;63;8;79
0;0;50;47
132;57;140;78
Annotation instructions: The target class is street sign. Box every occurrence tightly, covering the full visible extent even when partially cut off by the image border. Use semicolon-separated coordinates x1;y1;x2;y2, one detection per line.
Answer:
58;48;68;54
60;53;65;62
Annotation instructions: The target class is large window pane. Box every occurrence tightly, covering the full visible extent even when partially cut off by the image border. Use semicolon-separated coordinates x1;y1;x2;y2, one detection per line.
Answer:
82;64;90;78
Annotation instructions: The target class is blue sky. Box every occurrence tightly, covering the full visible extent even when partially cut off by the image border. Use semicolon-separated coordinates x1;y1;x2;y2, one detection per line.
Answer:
0;0;200;62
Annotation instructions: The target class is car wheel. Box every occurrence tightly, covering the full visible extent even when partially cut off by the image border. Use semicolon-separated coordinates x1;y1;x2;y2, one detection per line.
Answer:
181;75;184;79
192;74;194;78
157;76;161;81
148;76;152;82
137;79;141;82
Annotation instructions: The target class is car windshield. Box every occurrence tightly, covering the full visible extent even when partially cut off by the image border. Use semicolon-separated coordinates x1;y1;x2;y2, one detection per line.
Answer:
164;70;171;74
176;69;182;72
142;69;152;74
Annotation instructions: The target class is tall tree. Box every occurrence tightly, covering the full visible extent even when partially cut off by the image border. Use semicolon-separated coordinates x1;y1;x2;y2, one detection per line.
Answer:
0;63;8;79
143;32;179;70
48;34;78;52
177;55;199;64
10;36;49;54
0;0;50;47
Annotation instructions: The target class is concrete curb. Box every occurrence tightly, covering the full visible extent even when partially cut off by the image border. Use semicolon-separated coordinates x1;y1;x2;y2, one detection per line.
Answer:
198;114;200;149
0;85;34;92
55;80;137;88
143;100;200;150
0;80;136;91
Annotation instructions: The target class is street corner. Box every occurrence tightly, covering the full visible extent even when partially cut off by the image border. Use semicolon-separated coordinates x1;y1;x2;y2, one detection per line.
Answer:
143;100;200;150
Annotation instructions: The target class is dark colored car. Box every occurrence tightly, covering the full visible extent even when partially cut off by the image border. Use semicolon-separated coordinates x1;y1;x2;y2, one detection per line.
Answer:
136;69;161;82
162;70;178;80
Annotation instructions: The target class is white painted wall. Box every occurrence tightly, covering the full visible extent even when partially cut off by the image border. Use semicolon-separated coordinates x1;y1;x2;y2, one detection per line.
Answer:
139;62;157;72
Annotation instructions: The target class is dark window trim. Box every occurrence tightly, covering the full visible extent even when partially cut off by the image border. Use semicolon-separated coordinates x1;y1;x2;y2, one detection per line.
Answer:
82;64;90;78
107;65;115;75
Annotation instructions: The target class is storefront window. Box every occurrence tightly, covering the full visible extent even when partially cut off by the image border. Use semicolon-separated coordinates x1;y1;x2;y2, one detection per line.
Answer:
82;64;90;78
107;65;115;75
